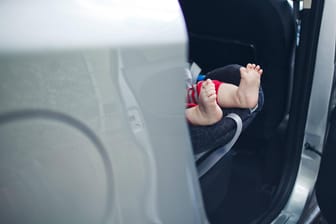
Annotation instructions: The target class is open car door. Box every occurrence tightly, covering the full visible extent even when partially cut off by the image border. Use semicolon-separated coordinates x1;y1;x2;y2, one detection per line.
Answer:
312;0;336;223
316;107;336;224
278;0;336;223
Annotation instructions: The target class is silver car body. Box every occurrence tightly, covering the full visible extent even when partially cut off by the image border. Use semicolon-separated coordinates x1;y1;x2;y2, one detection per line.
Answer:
0;0;207;223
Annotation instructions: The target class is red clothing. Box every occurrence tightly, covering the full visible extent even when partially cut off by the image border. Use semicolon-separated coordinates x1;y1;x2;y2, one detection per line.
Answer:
186;80;222;108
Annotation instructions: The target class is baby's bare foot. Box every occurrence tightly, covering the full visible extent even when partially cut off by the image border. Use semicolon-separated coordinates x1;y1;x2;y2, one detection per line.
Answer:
198;79;223;122
186;79;223;125
246;63;263;76
237;64;263;108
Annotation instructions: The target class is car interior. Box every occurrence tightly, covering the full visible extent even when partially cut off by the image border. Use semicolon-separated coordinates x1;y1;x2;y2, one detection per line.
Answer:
0;0;332;223
178;0;306;223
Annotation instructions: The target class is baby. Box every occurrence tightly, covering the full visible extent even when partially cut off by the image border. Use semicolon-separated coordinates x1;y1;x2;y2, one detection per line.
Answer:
186;63;263;126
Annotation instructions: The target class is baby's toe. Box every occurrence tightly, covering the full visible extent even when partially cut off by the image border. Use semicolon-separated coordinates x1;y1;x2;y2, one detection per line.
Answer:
258;69;263;75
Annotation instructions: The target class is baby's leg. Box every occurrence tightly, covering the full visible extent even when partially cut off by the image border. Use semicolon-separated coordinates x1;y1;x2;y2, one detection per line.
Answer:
216;64;262;109
237;64;263;108
186;79;223;126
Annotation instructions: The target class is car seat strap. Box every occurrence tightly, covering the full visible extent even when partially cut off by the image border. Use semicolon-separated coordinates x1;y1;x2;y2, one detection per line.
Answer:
197;113;243;178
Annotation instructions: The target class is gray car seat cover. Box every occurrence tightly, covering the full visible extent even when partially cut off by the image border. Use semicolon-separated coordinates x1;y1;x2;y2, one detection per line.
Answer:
196;113;242;178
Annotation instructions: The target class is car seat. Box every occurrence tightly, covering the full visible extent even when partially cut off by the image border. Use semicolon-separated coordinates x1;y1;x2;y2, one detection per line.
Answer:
179;0;295;218
179;0;296;144
188;63;264;216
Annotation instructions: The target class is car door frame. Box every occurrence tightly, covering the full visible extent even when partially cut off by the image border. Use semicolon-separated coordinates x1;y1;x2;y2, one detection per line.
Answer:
271;0;336;223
